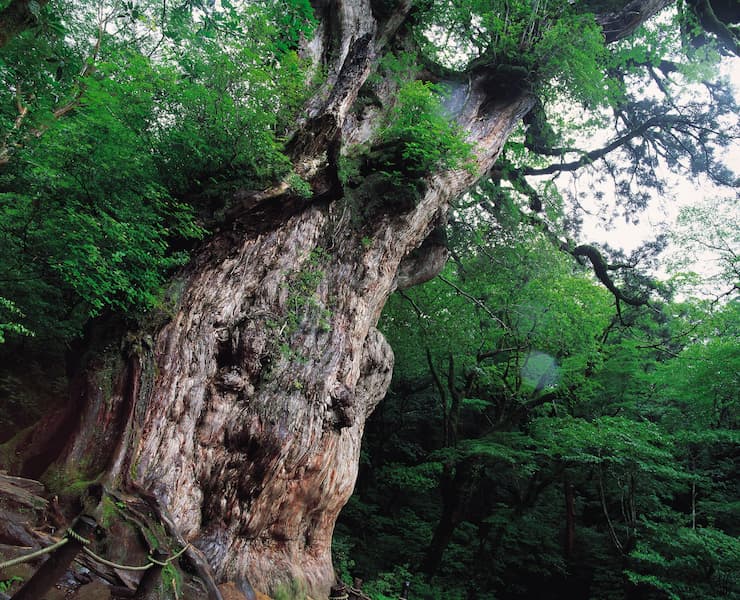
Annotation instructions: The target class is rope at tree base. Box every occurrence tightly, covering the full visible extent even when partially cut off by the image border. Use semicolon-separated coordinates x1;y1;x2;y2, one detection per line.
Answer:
81;547;152;571
0;528;189;574
65;527;91;545
0;525;92;569
0;538;69;570
81;543;190;571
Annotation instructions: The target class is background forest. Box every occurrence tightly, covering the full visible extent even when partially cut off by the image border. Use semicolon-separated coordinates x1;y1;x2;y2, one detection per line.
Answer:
335;199;740;599
0;0;738;599
331;3;740;598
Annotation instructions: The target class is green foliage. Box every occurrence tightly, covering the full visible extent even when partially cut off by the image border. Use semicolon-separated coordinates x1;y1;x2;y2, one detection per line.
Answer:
99;495;119;529
286;171;313;198
368;51;421;88
161;561;183;597
651;300;739;431
414;0;614;107
380;80;474;177
340;79;473;224
363;566;451;600
533;415;688;496
153;28;305;193
497;4;738;220
0;65;202;313
666;196;739;299
332;533;357;586
380;461;444;492
532;9;614;105
339;185;739;599
0;0;317;345
0;577;23;593
41;461;102;500
627;524;740;599
0;297;32;343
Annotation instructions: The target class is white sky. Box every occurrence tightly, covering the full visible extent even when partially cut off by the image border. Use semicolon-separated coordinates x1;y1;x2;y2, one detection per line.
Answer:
593;55;737;244
560;56;739;294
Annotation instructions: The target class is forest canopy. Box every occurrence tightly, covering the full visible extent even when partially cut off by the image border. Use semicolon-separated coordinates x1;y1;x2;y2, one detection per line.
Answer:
0;0;736;344
336;193;739;600
0;0;735;345
0;0;316;344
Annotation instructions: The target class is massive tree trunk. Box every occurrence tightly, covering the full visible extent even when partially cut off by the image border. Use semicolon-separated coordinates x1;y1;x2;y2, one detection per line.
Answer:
10;0;672;597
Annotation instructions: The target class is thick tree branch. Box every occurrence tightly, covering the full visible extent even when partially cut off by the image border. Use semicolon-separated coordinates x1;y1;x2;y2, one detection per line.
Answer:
523;114;697;176
475;188;657;317
573;244;647;308
595;0;674;44
686;0;740;55
376;0;413;50
490;159;544;211
476;346;526;362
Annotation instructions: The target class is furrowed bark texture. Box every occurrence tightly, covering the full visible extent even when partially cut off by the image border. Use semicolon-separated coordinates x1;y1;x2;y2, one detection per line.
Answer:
80;81;520;600
120;86;529;595
20;0;671;596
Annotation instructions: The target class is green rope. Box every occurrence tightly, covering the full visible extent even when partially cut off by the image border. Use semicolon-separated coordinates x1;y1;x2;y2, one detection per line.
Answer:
80;543;190;571
0;538;69;570
81;547;153;571
66;527;91;545
0;528;189;575
148;544;190;567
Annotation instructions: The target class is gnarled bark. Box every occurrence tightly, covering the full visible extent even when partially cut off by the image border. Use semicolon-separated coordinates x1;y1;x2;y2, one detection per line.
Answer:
18;4;532;595
11;0;670;596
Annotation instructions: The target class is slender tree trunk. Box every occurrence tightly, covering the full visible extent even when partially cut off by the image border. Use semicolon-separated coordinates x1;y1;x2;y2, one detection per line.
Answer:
421;463;464;577
564;477;576;558
421;457;485;577
421;505;461;578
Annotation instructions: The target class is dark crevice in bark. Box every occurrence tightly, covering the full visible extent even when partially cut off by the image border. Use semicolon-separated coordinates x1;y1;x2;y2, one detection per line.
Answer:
224;192;321;236
0;0;49;47
18;399;82;479
18;345;137;480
